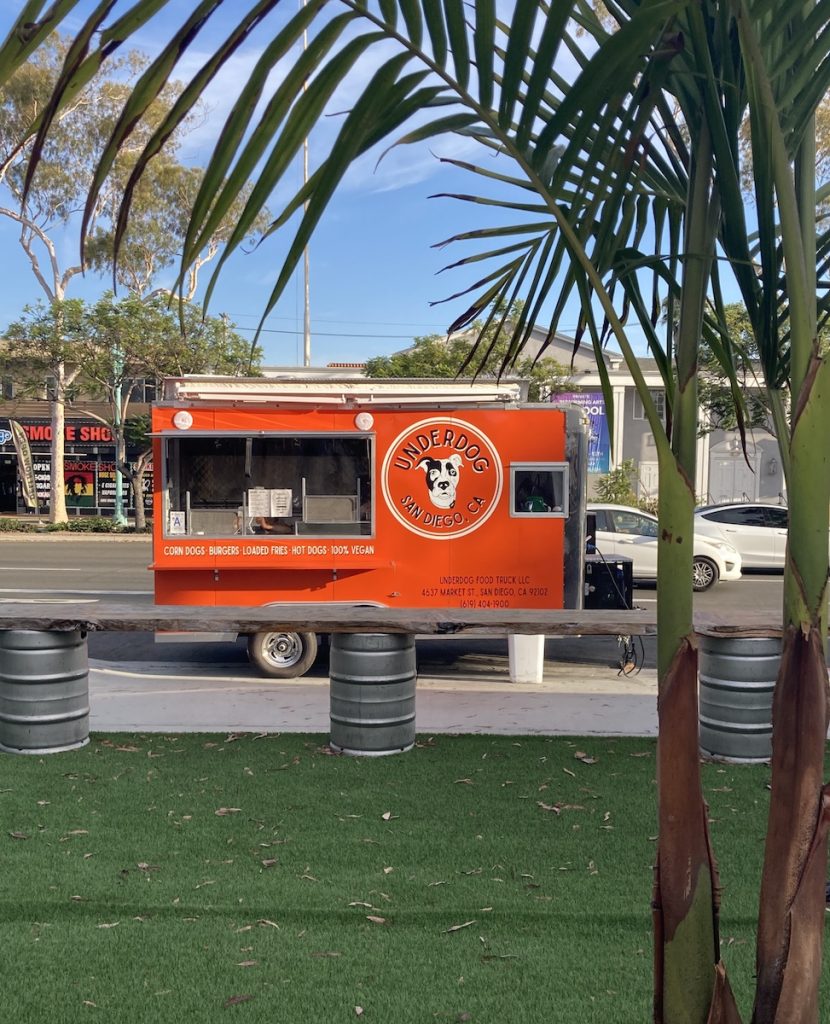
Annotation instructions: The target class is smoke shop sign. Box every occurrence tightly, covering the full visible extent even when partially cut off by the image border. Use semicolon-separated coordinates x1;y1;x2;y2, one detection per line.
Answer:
4;422;114;443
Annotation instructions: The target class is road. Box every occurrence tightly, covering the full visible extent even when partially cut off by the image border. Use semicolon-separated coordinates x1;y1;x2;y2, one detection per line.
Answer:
0;534;787;679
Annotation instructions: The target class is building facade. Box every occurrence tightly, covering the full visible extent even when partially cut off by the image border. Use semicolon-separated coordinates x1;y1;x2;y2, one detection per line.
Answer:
0;384;154;516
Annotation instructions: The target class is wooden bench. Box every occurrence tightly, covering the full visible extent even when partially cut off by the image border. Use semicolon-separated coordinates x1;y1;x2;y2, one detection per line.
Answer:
0;602;781;636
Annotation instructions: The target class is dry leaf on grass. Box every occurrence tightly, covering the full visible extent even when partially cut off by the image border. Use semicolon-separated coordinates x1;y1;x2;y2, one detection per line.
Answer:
310;951;341;958
445;920;476;933
537;802;561;815
97;922;119;929
574;751;598;764
60;830;89;841
9;831;29;840
236;960;257;968
261;859;278;869
366;915;387;925
214;808;241;816
381;811;398;821
354;1007;364;1017
223;994;254;1007
348;901;373;908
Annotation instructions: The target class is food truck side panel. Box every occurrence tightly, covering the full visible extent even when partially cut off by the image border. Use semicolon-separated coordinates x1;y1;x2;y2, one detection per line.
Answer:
152;404;575;611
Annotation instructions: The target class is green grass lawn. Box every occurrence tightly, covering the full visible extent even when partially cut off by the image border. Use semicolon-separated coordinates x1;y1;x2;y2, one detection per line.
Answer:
1;733;825;1023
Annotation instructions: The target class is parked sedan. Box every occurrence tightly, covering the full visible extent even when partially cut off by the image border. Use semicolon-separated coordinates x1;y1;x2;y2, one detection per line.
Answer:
588;503;743;590
694;502;788;569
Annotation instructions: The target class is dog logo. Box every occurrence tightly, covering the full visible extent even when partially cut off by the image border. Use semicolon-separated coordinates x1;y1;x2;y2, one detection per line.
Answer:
382;417;502;540
418;453;462;509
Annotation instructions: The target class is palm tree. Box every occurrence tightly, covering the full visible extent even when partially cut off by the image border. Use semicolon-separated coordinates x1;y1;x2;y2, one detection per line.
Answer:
25;1;830;1020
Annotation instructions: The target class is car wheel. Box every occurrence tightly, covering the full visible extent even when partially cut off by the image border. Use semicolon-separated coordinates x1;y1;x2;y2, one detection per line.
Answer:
692;557;719;591
247;630;318;678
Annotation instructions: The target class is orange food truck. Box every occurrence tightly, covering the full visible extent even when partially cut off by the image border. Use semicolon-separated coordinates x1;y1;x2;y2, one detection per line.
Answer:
152;376;587;677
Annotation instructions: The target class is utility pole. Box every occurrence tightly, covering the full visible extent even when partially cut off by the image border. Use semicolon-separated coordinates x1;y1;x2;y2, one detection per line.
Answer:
302;0;311;367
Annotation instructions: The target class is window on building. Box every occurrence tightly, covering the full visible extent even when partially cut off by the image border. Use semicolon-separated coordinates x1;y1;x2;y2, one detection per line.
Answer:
128;379;158;403
632;390;666;423
510;464;569;517
163;433;373;538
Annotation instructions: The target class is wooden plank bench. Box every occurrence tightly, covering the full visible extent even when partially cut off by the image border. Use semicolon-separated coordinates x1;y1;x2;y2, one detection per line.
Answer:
0;602;783;636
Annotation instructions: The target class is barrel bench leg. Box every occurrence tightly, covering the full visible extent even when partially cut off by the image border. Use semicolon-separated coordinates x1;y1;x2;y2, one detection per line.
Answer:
508;634;545;684
698;635;778;764
329;633;416;756
0;629;90;755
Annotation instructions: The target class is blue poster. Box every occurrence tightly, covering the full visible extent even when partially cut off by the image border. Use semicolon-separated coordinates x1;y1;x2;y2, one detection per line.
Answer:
557;392;611;473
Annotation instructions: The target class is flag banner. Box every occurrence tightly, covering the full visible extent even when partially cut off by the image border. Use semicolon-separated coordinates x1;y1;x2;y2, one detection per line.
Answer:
9;420;37;508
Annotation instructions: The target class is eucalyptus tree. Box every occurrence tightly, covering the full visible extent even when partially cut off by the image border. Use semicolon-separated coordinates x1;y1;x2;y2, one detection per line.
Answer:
26;1;830;1021
0;21;269;522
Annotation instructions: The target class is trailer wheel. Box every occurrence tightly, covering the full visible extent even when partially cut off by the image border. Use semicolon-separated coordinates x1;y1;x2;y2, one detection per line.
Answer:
247;631;318;678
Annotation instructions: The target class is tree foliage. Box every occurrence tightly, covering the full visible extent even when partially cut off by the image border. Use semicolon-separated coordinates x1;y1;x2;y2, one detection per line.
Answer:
3;295;259;527
0;35;270;300
364;312;569;401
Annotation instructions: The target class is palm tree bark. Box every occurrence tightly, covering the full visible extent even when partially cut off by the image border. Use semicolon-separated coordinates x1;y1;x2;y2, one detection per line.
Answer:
652;126;741;1024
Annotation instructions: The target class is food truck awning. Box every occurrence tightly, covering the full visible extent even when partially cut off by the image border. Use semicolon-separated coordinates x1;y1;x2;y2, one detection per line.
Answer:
160;376;526;406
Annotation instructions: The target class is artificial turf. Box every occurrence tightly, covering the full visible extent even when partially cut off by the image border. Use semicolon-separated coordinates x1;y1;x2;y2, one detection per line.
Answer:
1;733;825;1023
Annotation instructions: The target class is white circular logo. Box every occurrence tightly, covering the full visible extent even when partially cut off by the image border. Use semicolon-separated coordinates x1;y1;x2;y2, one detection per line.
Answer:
173;410;193;430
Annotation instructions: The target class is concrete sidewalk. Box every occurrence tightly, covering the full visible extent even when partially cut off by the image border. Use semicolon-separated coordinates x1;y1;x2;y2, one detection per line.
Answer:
88;654;658;736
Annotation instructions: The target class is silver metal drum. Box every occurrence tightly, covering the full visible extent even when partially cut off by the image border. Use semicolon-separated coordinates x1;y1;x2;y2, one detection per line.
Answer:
0;630;90;754
329;633;416;756
698;635;779;763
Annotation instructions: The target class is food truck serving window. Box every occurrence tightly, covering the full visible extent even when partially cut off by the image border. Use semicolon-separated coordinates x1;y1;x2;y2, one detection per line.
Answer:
163;434;373;538
510;464;569;517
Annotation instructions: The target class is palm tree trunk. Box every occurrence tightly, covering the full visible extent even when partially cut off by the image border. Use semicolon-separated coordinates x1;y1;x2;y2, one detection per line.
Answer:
652;127;741;1024
741;11;830;1016
751;362;830;1023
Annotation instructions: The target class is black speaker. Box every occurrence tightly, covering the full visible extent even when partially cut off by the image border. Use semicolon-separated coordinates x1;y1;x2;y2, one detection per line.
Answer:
585;512;597;554
584;554;634;609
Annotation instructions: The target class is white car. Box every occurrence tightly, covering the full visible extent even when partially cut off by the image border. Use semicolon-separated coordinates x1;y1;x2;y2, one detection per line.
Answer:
694;503;787;569
588;503;743;591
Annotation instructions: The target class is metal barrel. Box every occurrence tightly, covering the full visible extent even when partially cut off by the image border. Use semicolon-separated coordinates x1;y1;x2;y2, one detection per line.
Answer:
698;635;779;764
329;633;416;756
0;630;90;755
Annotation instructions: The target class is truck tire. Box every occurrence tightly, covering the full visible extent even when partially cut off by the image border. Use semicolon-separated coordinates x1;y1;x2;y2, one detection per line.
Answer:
247;630;318;678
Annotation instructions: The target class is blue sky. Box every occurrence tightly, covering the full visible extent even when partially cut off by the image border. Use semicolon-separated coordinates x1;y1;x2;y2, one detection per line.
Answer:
0;1;702;367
